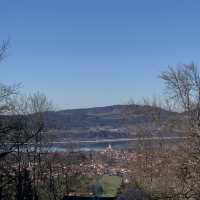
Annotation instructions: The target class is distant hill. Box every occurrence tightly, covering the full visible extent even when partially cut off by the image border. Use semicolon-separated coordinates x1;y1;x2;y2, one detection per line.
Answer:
44;105;182;141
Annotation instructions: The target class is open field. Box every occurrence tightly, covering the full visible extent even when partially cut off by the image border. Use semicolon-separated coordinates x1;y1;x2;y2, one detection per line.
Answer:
98;175;122;197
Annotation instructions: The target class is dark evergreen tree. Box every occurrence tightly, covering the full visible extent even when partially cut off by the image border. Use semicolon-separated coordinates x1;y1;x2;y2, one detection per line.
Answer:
23;169;33;200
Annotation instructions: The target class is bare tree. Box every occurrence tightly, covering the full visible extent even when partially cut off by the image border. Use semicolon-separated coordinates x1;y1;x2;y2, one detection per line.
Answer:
0;41;52;199
123;96;183;199
160;63;200;199
0;90;52;200
12;93;52;200
124;64;200;199
0;40;67;200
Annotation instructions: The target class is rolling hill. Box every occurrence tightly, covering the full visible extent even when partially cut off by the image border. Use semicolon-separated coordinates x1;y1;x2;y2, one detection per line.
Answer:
44;104;182;142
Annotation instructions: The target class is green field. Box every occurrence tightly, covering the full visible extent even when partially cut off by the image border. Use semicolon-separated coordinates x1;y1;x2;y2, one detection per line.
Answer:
64;175;122;197
98;175;122;197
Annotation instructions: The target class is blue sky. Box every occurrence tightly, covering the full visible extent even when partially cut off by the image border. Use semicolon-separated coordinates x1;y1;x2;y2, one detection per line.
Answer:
0;0;200;109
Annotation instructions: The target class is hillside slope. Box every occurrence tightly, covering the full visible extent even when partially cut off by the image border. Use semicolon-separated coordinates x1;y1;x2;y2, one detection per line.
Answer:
44;105;181;141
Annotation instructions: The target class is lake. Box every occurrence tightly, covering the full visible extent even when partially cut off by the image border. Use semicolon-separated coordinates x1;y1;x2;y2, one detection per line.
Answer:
1;137;186;153
43;136;186;152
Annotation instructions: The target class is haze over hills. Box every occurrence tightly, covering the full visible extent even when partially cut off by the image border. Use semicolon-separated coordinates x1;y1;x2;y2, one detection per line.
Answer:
44;104;183;142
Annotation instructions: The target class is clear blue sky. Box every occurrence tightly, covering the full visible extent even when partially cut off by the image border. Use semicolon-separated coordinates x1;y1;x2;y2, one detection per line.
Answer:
0;0;200;109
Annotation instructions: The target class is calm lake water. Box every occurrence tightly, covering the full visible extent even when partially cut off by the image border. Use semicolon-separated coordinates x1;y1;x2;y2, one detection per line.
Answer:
44;137;186;152
2;137;185;153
